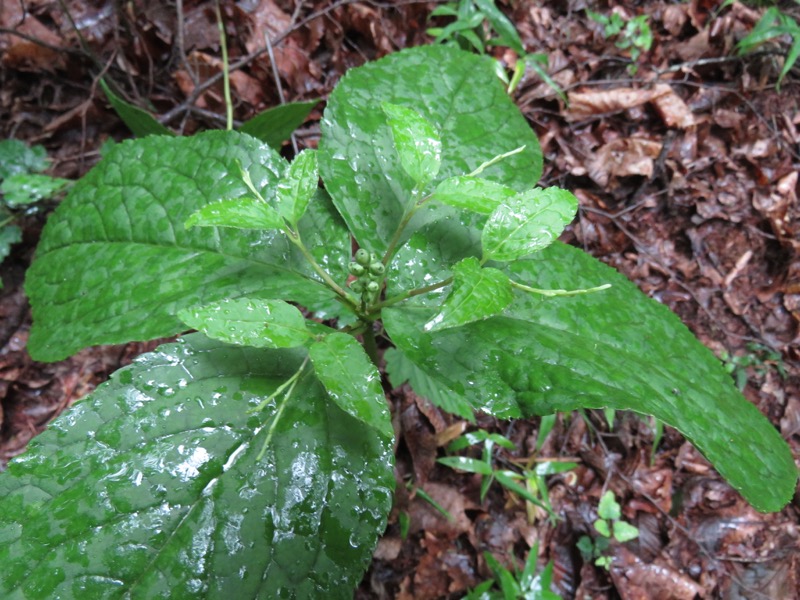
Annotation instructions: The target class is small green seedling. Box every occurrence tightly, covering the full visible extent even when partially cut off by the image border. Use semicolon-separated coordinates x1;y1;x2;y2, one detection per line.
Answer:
0;140;70;288
577;491;639;570
464;542;561;600
428;0;567;99
587;10;653;73
0;46;794;598
736;6;800;90
720;342;788;391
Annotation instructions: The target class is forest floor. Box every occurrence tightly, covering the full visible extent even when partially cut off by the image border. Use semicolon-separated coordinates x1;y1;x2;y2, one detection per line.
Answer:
1;1;799;598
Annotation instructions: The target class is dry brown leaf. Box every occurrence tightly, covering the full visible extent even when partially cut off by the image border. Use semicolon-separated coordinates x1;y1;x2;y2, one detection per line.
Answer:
650;84;695;129
409;482;474;537
567;87;667;121
662;5;688;37
587;138;663;187
0;2;65;71
610;546;705;600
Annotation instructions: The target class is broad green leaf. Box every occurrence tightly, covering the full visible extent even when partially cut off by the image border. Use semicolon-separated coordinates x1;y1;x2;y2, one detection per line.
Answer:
430;175;517;214
613;521;639;542
384;347;475;420
238;100;320;150
383;242;797;512
381;102;442;186
318;45;542;256
0;139;48;179
1;173;70;205
100;79;175;138
26;131;350;362
185;197;284;230
0;334;393;599
597;491;621;521
424;256;513;332
276;149;318;225
177;297;310;348
309;333;393;439
482;187;577;262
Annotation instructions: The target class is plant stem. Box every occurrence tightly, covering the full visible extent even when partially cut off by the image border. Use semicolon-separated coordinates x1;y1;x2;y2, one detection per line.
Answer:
372;276;453;313
214;0;233;131
361;321;380;367
510;280;611;297
288;233;357;309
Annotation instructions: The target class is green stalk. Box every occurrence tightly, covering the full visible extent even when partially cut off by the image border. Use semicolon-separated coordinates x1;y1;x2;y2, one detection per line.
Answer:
361;322;380;367
214;0;233;131
372;276;453;313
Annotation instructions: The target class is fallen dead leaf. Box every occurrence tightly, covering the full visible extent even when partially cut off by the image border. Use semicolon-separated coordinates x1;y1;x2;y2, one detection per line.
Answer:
587;138;663;188
609;546;705;600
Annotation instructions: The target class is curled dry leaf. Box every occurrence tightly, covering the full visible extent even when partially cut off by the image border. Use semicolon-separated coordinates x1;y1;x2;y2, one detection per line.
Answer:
650;84;695;129
587;138;663;188
0;2;65;71
609;546;705;600
568;85;694;129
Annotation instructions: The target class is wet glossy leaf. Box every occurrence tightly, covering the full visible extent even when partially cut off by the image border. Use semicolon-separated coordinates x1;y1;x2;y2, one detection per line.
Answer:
177;298;310;348
0;139;48;179
482;187;577;262
1;173;70;206
0;224;21;259
384;347;474;421
383;242;797;512
309;333;393;439
381;102;442;187
0;334;394;598
239;100;319;150
100;79;175;138
276;149;318;225
26;131;351;362
430;175;517;214
424;256;513;332
437;456;493;475
185;197;283;230
318;45;542;256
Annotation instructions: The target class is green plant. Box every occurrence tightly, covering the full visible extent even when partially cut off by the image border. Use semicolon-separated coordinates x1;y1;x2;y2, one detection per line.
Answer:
439;429;577;524
577;491;639;570
0;46;795;597
465;543;561;600
428;0;567;98
587;10;653;73
0;140;70;288
720;342;788;391
736;5;800;89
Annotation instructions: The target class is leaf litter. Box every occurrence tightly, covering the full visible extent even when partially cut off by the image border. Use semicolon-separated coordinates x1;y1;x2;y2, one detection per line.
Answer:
1;0;798;597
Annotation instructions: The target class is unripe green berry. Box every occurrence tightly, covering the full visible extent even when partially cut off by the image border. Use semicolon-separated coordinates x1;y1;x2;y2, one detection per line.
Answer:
369;252;380;264
366;281;380;293
350;280;365;293
369;262;385;276
355;249;370;266
348;262;366;276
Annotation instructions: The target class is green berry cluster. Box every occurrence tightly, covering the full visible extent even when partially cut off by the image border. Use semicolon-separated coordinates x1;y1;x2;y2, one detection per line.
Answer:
349;248;385;302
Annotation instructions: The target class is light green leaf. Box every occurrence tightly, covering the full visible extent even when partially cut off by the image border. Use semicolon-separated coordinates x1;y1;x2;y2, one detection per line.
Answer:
0;139;48;179
318;45;542;256
430;175;517;214
438;456;494;475
26;131;351;362
597;491;621;521
474;0;525;54
238;100;320;150
1;173;70;206
177;297;310;348
384;347;475;420
424;256;513;331
381;102;442;186
276;149;318;225
594;520;611;538
0;334;393;599
100;79;175;138
309;333;393;439
482;187;577;262
185;197;284;230
613;521;640;542
383;241;798;512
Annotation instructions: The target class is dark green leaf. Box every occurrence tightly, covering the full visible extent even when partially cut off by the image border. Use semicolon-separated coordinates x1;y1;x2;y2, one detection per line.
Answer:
238;101;319;150
0;224;22;259
276;148;318;225
185;197;284;230
474;0;525;54
424;256;513;332
0;334;393;598
318;45;542;256
482;187;577;262
437;456;493;475
384;347;474;420
100;79;175;138
309;333;393;439
26;131;350;362
381;102;442;187
1;173;70;205
430;175;517;214
177;297;311;348
383;241;797;512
